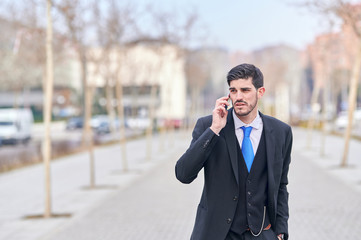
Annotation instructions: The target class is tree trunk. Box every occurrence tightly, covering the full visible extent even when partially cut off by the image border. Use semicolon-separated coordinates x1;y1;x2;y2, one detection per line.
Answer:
146;85;157;160
80;49;89;146
115;55;128;172
105;77;116;133
84;85;95;188
306;85;321;149
43;0;54;218
131;86;138;119
340;42;361;167
320;83;329;157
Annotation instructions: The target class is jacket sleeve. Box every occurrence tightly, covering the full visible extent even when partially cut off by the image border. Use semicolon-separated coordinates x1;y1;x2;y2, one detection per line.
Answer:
175;117;220;184
275;126;293;240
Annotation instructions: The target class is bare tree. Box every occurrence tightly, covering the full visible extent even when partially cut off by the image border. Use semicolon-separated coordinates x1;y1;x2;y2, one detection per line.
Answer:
308;32;343;156
103;1;137;171
91;1;117;134
0;1;47;106
43;0;54;218
307;37;325;151
302;0;361;166
0;0;85;220
54;0;98;186
54;0;90;140
137;5;204;157
185;51;211;126
114;50;128;171
89;0;138;171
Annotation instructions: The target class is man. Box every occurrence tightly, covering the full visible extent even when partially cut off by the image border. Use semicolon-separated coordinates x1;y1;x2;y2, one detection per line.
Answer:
175;63;292;240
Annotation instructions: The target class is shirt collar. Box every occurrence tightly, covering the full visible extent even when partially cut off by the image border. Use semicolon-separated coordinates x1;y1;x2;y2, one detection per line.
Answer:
233;110;262;130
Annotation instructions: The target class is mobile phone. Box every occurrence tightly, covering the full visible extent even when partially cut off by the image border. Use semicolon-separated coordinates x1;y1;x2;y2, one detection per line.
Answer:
225;94;231;110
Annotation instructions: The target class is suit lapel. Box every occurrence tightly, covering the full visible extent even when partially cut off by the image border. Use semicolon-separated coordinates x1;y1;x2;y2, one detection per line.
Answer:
221;108;239;185
260;113;277;213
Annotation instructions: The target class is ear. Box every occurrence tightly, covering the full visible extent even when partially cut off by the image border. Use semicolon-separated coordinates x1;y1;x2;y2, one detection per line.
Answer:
257;87;265;98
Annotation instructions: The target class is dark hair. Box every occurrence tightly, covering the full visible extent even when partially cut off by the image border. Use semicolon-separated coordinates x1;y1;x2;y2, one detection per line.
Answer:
226;63;264;89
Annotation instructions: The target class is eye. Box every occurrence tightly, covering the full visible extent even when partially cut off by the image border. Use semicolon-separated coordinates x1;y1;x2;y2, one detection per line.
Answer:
229;89;236;93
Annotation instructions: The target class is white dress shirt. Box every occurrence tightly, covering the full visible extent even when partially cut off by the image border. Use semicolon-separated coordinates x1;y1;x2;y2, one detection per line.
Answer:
233;110;263;155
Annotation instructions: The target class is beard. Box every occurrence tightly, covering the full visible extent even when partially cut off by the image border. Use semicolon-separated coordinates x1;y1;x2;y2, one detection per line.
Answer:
233;97;258;118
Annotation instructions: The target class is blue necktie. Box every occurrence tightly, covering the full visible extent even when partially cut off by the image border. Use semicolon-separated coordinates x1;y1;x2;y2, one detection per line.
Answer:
241;126;254;172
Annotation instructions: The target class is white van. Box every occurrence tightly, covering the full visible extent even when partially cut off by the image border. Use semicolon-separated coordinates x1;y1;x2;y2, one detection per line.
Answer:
0;108;34;144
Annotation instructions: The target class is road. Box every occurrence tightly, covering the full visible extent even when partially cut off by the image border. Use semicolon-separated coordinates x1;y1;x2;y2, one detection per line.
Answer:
0;121;143;172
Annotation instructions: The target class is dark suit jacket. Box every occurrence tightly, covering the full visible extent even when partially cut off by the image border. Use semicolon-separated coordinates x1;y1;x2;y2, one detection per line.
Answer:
175;109;292;240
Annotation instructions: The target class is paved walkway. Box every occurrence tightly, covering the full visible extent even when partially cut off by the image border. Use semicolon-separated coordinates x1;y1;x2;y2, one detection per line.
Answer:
1;128;361;239
289;128;361;239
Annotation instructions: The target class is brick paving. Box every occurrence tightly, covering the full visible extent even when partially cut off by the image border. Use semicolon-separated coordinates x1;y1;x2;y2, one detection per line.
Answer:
42;149;202;240
1;128;361;240
289;129;361;239
289;151;361;239
40;131;201;240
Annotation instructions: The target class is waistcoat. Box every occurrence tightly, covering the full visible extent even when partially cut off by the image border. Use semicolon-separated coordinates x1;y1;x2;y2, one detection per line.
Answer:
229;129;270;236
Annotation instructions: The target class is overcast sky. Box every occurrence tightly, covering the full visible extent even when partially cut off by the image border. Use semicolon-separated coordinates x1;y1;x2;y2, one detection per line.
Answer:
135;0;329;52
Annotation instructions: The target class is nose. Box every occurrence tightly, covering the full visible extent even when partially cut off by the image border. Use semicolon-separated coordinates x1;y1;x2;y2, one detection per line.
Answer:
235;91;244;100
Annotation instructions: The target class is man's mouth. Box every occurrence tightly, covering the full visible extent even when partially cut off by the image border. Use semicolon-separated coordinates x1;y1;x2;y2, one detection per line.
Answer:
235;101;247;107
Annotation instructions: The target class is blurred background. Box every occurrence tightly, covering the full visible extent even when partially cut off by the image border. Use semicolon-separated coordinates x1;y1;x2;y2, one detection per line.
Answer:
0;0;361;238
0;0;360;169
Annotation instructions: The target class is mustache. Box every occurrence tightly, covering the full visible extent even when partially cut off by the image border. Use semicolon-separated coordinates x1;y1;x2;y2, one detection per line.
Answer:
234;100;247;105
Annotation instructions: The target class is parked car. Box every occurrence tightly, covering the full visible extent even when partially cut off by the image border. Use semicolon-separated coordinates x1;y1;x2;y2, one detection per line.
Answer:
334;109;361;130
126;117;150;130
158;118;183;129
91;115;121;135
0;108;34;145
66;115;122;134
65;117;84;130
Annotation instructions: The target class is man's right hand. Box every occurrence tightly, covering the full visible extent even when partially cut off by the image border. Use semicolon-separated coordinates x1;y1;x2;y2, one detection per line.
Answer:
210;96;230;135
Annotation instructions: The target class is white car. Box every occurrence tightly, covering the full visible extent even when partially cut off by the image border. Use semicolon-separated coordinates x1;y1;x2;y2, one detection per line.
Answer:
0;108;34;144
334;109;361;130
90;115;121;134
